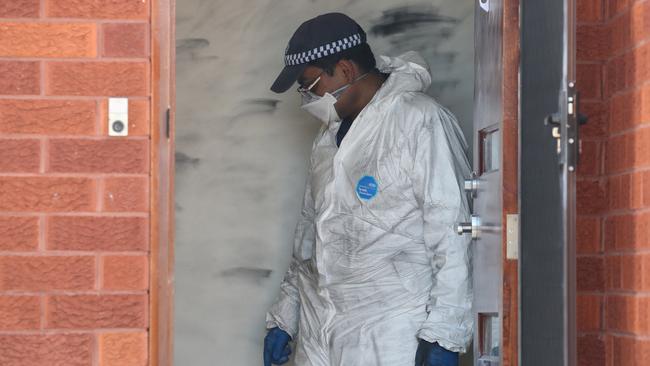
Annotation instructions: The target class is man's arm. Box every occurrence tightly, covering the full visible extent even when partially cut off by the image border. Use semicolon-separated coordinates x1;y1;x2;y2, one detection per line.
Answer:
411;113;473;353
265;169;315;338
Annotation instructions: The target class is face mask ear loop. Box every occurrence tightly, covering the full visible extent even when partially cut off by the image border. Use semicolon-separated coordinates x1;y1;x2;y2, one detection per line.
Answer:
330;71;370;99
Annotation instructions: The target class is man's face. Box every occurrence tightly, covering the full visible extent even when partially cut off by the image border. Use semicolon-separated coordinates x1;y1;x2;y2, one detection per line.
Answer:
297;62;359;119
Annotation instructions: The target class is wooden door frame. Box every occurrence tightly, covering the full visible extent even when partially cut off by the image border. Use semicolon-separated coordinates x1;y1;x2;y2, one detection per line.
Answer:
150;0;176;365
501;0;519;364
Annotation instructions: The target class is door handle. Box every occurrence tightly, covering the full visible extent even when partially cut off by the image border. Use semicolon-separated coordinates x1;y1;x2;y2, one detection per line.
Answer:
464;177;479;197
479;0;489;12
457;215;481;239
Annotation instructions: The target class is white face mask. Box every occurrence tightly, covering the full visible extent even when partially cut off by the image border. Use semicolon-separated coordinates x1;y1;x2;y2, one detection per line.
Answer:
300;91;342;125
299;72;369;125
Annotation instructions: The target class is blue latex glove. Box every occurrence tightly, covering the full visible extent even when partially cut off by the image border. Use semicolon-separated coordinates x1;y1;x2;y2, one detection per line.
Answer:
415;339;459;366
263;327;292;366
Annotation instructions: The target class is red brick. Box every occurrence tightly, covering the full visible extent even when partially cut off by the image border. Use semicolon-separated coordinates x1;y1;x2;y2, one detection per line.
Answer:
0;23;96;58
46;294;147;329
644;171;650;207
0;139;39;172
0;256;94;291
0;295;40;330
640;84;650;126
577;140;601;176
102;23;148;58
605;134;628;173
606;129;650;173
0;61;39;95
100;332;148;366
578;25;608;61
48;139;149;174
0;216;38;251
606;254;650;291
630;1;650;47
605;335;615;366
578;295;603;331
608;0;631;19
577;179;607;214
605;213;650;251
609;335;650;365
577;0;604;22
606;295;650;334
0;99;96;135
637;254;650;290
0;177;95;212
607;85;650;133
48;216;148;251
577;216;602;254
0;334;93;366
46;61;149;96
102;255;148;290
578;334;606;366
609;11;631;54
608;171;644;210
606;255;623;290
578;63;603;100
0;0;39;17
631;128;650;168
99;99;150;136
578;256;605;291
605;54;627;97
46;0;149;19
103;177;148;212
581;101;607;138
625;43;650;90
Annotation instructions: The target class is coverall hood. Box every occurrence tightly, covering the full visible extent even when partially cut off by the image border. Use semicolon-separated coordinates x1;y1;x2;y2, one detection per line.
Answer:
376;51;433;94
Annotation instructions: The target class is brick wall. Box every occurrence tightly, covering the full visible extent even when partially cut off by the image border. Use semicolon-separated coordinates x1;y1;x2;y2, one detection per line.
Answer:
577;0;650;365
0;1;151;365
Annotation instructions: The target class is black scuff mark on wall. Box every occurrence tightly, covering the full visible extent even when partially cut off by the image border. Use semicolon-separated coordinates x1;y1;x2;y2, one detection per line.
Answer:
175;152;201;171
243;98;281;110
177;38;219;62
369;5;462;97
370;6;458;37
177;38;210;52
220;267;273;284
231;98;281;121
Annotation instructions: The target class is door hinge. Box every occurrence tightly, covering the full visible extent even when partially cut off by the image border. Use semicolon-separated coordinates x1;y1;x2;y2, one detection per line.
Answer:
165;107;171;139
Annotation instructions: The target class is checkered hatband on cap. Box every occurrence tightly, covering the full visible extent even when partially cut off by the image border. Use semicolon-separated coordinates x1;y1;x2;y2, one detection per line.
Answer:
284;33;363;66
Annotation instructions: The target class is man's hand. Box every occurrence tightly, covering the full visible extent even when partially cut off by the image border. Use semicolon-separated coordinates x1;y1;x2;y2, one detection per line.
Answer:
263;327;292;366
415;339;459;366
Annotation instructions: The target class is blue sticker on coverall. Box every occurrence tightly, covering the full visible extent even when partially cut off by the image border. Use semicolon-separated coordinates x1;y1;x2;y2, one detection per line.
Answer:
356;176;378;200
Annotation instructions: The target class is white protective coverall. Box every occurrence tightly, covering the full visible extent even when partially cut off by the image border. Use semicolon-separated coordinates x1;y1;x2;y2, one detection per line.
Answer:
266;51;473;366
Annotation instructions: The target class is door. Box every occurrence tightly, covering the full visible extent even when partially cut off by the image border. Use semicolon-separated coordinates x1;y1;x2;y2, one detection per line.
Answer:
466;0;580;365
464;0;504;365
520;0;578;365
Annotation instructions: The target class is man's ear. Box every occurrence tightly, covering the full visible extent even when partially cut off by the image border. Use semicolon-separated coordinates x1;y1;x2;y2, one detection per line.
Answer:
337;59;357;83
